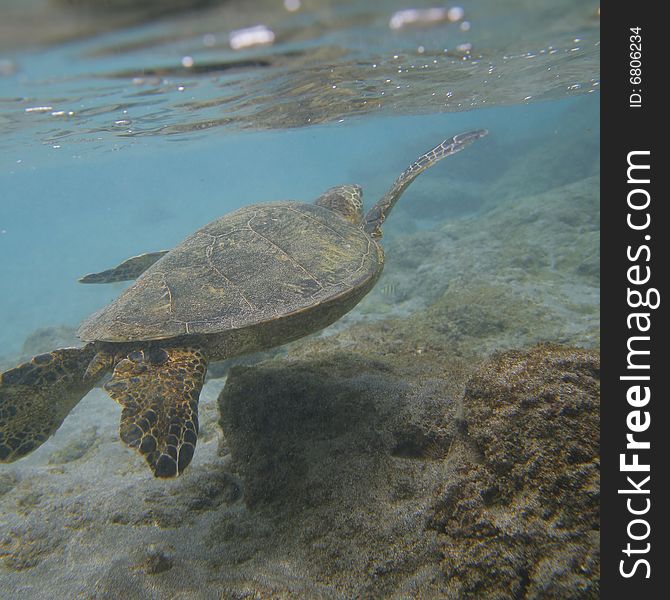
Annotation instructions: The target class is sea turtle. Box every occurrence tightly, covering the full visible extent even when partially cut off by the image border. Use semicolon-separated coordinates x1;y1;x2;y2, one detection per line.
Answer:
0;129;487;478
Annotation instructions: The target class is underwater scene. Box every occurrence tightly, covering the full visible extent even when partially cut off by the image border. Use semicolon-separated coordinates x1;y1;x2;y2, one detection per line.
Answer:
0;1;599;598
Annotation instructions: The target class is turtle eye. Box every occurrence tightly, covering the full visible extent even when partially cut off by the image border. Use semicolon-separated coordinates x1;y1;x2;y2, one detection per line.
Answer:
128;350;145;363
147;347;169;365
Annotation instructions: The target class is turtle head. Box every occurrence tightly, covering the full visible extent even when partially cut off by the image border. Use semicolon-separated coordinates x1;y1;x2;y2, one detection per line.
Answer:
314;184;363;225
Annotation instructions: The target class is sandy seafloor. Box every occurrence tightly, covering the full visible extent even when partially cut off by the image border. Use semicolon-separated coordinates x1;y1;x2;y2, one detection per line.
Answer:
0;92;599;598
0;2;599;595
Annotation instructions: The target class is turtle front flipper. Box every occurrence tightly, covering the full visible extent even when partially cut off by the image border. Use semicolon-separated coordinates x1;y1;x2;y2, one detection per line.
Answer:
104;346;207;478
0;344;106;462
79;251;169;284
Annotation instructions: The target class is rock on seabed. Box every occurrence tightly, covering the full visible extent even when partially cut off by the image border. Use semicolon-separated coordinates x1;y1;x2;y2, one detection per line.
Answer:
213;343;599;599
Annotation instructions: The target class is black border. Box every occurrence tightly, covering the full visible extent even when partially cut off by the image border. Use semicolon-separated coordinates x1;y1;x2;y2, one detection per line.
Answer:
601;5;667;595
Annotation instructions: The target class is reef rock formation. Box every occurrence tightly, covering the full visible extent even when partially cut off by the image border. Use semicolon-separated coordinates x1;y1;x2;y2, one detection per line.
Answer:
215;343;599;598
436;345;600;598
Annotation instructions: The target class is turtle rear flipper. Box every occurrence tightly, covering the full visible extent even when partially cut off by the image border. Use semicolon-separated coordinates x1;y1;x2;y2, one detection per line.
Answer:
363;129;488;238
79;251;169;284
0;345;103;462
104;346;207;478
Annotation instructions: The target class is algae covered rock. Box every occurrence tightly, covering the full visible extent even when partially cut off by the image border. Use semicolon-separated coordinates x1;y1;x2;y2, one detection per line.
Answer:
20;326;80;356
434;344;600;599
0;325;80;372
216;343;599;599
215;349;469;597
219;351;462;509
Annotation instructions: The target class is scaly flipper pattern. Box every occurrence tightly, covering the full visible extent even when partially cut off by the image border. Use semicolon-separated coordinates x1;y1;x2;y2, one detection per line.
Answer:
0;345;100;462
79;251;169;284
363;129;488;238
104;346;208;477
314;185;363;225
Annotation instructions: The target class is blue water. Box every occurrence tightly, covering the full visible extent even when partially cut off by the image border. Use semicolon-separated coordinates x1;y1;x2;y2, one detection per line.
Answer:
0;94;598;358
